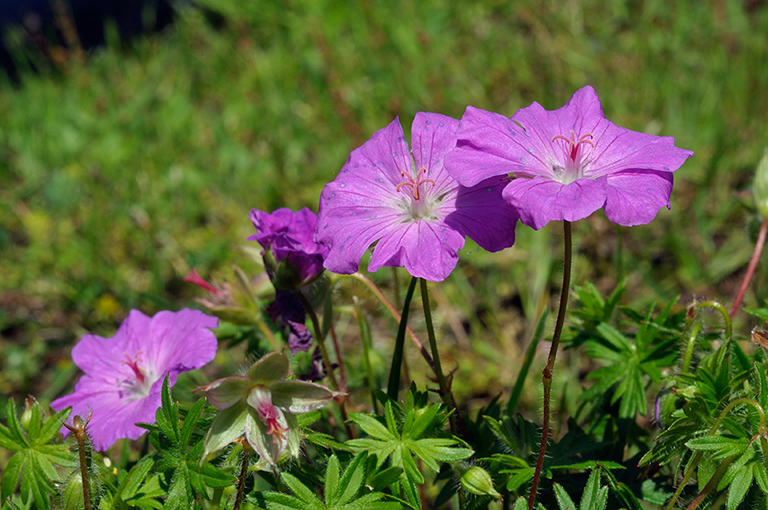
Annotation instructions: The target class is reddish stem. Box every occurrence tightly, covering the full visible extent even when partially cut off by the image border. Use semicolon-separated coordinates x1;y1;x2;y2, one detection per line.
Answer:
731;217;768;317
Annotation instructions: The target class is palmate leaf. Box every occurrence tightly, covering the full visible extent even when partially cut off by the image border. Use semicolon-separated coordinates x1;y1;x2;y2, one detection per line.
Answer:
0;399;75;509
346;400;472;508
250;452;401;510
140;378;233;508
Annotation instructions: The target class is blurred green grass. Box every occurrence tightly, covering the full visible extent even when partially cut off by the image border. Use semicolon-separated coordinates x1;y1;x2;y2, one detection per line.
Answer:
1;0;768;412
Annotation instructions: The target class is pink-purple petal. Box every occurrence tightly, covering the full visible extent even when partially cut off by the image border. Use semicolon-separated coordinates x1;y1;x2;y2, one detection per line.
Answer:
411;112;460;192
368;220;466;281
603;170;674;226
502;177;607;230
144;309;218;377
442;177;519;252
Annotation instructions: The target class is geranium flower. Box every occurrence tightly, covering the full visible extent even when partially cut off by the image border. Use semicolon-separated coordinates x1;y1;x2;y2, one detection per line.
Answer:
198;352;339;465
249;208;328;288
51;309;218;451
314;112;518;281
445;86;694;229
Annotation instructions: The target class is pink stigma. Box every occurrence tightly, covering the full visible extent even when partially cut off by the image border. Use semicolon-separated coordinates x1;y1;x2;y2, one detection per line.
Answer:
184;268;221;296
552;130;595;160
396;167;436;200
120;352;146;384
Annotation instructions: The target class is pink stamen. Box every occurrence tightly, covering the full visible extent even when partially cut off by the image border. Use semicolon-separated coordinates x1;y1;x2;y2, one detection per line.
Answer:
120;352;146;383
257;401;288;442
551;130;595;160
395;167;436;200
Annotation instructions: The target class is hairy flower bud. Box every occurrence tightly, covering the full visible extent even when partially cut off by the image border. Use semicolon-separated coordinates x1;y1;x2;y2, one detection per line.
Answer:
753;148;768;218
458;465;501;499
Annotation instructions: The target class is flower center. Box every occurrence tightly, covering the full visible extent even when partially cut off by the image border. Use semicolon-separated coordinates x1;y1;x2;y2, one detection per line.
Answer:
118;352;154;400
252;385;289;443
551;130;595;184
395;167;437;219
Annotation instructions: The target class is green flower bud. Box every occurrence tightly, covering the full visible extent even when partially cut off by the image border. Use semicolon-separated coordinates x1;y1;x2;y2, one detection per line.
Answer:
59;472;86;510
753;147;768;218
459;465;501;499
19;397;36;432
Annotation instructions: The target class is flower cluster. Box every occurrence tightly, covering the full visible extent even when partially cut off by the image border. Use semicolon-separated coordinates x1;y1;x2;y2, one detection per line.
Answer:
51;309;218;451
312;86;692;280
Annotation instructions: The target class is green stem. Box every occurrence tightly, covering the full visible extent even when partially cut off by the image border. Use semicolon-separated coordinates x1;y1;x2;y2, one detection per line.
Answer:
388;276;418;400
508;309;549;413
340;272;434;368
694;300;733;341
529;221;572;510
296;291;339;391
684;456;736;510
681;322;702;375
353;295;379;413
420;278;458;434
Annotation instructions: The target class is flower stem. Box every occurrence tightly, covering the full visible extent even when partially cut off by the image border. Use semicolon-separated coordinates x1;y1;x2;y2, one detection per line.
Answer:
388;276;419;400
528;220;572;510
62;414;92;510
731;216;768;317
341;273;435;368
353;295;379;413
420;278;458;435
233;446;250;510
297;290;356;438
297;291;339;392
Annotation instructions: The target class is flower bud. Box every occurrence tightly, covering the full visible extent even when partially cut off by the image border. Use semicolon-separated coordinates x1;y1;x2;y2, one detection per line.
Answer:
20;397;36;432
59;472;86;510
753;147;768;218
459;465;501;499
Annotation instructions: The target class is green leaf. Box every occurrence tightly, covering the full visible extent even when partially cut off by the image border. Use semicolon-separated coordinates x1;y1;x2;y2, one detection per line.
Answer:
250;491;308;510
553;483;577;510
120;457;155;500
580;469;607;510
725;465;753;510
335;452;367;505
179;397;206;449
348;413;395;441
1;452;24;503
686;436;750;460
281;472;324;508
324;455;341;506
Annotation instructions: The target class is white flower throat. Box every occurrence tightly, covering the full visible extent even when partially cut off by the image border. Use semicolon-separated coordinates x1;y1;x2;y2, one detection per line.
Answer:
550;130;595;184
396;167;438;219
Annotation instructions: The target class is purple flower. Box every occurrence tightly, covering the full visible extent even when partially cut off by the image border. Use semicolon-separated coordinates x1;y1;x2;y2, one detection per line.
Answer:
51;309;218;451
314;112;518;281
445;86;694;230
249;208;328;288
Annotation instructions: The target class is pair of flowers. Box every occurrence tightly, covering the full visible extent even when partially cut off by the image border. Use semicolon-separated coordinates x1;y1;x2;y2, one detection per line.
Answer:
315;85;693;281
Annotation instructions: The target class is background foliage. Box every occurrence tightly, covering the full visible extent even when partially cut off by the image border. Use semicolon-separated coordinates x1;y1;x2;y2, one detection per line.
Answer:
1;0;768;466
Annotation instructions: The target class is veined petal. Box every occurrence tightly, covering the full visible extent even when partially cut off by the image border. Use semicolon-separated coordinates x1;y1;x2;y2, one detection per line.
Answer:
269;380;339;414
196;375;251;410
52;382;161;451
603;170;674;226
502;177;606;230
411;112;460;193
203;401;249;458
143;309;218;376
368;219;466;282
442;177;519;252
246;352;290;384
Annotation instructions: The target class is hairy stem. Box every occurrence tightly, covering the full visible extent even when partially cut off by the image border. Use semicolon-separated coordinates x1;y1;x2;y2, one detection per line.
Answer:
233;446;250;510
388;276;418;400
353;295;379;413
731;216;768;317
529;221;572;509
